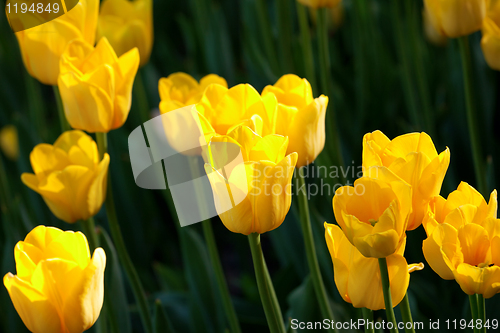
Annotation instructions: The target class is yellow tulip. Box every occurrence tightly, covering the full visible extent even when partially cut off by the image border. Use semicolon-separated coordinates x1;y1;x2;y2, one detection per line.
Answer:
0;125;19;161
481;1;500;70
325;222;423;310
423;0;486;38
205;125;298;235
97;0;153;67
4;225;106;333
21;130;110;223
262;74;327;168
158;72;228;114
58;37;140;133
423;182;500;298
297;0;341;9
333;166;412;258
363;130;450;230
14;0;98;85
423;8;448;46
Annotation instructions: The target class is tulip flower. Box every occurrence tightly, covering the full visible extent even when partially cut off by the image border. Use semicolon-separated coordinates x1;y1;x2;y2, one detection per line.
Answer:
333;166;412;258
0;125;19;161
58;38;140;133
423;182;500;298
21;130;110;223
262;74;327;168
97;0;153;67
363;130;450;230
423;8;448;46
14;0;98;85
3;225;106;333
158;72;228;114
325;222;423;310
481;1;500;70
297;0;341;9
204;125;298;235
423;0;486;38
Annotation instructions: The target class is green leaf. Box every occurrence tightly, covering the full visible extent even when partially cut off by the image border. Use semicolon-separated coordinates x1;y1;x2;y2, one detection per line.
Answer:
154;299;177;333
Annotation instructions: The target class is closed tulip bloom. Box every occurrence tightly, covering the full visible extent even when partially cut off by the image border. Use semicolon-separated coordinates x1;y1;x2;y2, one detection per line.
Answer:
423;182;500;298
481;1;500;70
4;225;106;333
205;125;298;235
424;0;486;38
333;166;412;258
97;0;153;67
325;223;423;310
297;0;341;9
363;131;450;230
58;38;140;133
0;125;19;161
21;130;110;223
158;72;228;113
262;74;327;168
14;0;98;85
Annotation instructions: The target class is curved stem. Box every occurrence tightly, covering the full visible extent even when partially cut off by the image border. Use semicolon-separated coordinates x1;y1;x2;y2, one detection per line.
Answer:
399;293;415;333
378;258;399;333
81;217;99;251
53;86;71;133
469;294;480;333
96;132;153;333
458;36;487;195
362;308;375;333
296;2;317;93
296;169;337;333
248;233;285;333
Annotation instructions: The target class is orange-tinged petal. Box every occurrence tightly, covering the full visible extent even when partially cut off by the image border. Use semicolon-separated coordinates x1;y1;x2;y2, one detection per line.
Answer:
453;264;500;298
458;223;490;266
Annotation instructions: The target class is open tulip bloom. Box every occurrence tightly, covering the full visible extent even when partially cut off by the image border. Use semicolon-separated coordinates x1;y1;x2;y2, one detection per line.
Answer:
3;225;106;333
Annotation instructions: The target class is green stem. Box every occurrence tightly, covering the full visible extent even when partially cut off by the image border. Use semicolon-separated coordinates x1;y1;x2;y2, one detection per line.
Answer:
316;7;344;177
362;308;375;333
255;0;279;75
458;36;487;196
134;70;151;125
392;0;421;130
399;293;415;333
53;86;71;133
469;294;480;333
25;72;47;140
248;233;285;333
276;0;294;73
378;258;399;333
296;169;337;333
477;294;486;333
296;2;317;93
96;132;153;333
81;217;99;251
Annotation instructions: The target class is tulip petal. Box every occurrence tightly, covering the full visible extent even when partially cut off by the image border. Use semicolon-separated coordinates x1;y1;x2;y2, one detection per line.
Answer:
458;223;490;267
453;264;500;298
423;223;461;280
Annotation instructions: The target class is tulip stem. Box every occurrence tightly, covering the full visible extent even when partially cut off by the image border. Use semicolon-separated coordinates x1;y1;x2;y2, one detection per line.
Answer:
296;2;317;93
81;217;99;251
362;308;374;333
458;36;487;196
96;132;153;333
25;73;47;140
248;233;285;333
399;293;415;333
134;71;150;124
378;258;399;333
296;169;338;333
53;86;71;133
316;7;344;179
469;294;480;333
255;0;279;75
477;294;486;333
276;0;294;73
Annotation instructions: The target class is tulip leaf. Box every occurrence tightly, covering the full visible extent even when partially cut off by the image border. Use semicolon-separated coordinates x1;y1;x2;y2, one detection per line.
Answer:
153;299;177;333
98;227;132;333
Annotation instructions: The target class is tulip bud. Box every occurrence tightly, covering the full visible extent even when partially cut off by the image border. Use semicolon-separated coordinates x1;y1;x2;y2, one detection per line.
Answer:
21;130;110;223
97;0;154;67
58;38;140;133
4;225;106;333
14;0;98;85
297;0;341;9
0;125;19;161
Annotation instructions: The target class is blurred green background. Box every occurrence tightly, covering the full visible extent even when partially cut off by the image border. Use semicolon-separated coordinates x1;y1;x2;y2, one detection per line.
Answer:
1;0;500;332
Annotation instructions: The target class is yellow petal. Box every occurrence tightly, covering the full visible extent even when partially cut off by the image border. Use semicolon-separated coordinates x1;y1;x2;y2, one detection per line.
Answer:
249;135;288;164
453;264;500;298
0;125;19;161
458;223;490;266
423;223;462;280
199;74;228;90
